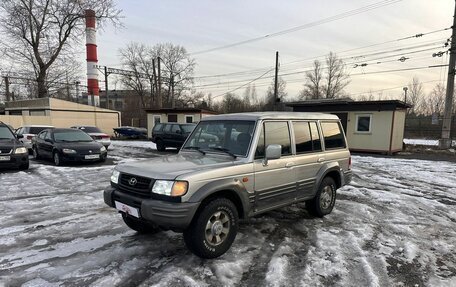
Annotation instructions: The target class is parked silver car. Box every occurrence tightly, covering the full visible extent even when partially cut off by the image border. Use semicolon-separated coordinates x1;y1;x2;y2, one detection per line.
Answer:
104;112;352;258
15;125;54;151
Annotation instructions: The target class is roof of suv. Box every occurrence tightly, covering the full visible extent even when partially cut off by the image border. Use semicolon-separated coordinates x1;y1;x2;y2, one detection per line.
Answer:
201;112;339;121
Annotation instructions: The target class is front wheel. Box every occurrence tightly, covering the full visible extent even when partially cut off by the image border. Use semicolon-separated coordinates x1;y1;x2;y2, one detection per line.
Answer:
53;152;62;166
306;177;337;218
183;198;238;259
122;213;160;234
156;139;166;152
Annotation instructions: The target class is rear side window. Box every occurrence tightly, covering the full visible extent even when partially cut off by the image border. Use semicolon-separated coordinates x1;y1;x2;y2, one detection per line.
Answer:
163;124;172;132
310;122;322;151
321;122;346;149
293;122;312;153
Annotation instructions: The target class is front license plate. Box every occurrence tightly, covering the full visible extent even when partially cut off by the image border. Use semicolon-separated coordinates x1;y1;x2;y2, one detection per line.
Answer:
115;201;140;218
0;156;10;161
84;154;100;160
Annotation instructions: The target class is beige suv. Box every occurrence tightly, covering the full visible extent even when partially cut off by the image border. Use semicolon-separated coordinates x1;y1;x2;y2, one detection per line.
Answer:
105;112;352;258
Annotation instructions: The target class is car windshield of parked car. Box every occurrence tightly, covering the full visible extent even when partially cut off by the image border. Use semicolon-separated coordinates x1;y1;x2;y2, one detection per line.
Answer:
181;125;195;133
54;130;93;142
79;126;102;133
0;126;15;140
183;120;255;157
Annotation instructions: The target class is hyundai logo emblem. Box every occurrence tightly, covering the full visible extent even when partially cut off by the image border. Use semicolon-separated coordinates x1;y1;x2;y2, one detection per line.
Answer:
128;177;138;186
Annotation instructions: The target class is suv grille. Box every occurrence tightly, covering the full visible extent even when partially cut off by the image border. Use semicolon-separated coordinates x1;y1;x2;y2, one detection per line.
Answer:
118;173;154;197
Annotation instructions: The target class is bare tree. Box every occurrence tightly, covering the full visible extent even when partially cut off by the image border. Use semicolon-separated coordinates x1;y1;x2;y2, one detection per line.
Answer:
0;0;121;98
300;60;324;99
300;52;350;99
265;77;287;110
407;76;424;114
422;83;446;115
150;43;195;107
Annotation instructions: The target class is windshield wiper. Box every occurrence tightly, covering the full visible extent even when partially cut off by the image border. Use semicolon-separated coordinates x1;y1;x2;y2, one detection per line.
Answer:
183;146;206;155
209;147;237;159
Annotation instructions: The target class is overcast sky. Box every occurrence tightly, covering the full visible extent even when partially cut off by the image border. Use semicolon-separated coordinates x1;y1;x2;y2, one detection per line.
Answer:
89;0;454;101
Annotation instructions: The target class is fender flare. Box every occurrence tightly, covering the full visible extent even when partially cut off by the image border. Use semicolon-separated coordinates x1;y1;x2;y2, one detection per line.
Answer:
188;178;251;218
314;162;342;194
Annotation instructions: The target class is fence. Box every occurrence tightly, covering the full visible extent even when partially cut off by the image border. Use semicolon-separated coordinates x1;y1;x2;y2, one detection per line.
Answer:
404;115;456;139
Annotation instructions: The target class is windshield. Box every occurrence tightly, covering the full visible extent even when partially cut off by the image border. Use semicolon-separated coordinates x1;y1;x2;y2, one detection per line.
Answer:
54;130;93;142
0;126;15;140
183;120;255;157
78;126;101;133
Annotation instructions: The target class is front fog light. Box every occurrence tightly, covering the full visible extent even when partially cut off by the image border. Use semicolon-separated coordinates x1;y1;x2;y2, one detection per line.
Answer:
14;147;27;154
111;169;120;184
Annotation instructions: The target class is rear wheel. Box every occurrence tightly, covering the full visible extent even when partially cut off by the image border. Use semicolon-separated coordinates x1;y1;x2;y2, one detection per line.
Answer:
183;198;238;259
156;139;166;151
306;177;337;218
122;213;160;234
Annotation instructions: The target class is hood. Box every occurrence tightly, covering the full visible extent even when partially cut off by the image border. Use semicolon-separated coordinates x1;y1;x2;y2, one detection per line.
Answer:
116;152;239;180
56;141;103;152
0;138;22;153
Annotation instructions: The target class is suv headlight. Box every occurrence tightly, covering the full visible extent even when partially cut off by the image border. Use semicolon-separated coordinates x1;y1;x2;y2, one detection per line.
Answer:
14;147;27;154
152;180;188;197
62;149;77;154
111;169;120;184
100;146;106;152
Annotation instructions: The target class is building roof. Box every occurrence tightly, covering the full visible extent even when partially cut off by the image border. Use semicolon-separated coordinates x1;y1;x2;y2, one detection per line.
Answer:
202;112;339;121
286;99;411;112
144;108;218;114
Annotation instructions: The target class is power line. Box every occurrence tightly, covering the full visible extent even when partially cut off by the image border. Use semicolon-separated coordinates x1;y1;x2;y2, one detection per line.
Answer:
212;69;274;99
190;0;403;55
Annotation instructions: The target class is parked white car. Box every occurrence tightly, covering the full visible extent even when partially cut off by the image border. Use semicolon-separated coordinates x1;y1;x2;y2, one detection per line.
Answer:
71;126;111;148
15;125;55;151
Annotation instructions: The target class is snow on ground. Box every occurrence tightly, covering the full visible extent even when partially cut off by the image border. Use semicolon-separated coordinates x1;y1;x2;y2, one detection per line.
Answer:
1;141;456;286
404;138;456;146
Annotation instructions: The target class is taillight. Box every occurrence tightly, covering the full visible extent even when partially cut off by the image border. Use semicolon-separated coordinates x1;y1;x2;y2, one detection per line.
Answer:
348;156;352;170
26;135;33;140
101;135;110;139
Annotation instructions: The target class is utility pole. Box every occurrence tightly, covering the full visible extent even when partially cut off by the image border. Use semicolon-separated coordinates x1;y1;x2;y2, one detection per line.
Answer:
66;71;71;100
157;56;162;109
274;51;279;110
403;87;408;103
104;66;109;109
4;76;10;102
440;0;456;148
75;81;80;103
170;73;175;108
152;58;157;108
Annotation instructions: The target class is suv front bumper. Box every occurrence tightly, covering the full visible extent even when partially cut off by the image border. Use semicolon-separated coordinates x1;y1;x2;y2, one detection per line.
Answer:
104;187;200;230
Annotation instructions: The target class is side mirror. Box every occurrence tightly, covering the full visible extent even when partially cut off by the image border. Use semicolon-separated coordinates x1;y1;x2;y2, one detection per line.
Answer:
263;144;281;165
16;134;24;139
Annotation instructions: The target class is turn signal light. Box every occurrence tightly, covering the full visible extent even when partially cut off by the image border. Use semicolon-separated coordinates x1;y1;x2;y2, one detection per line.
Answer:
171;181;188;196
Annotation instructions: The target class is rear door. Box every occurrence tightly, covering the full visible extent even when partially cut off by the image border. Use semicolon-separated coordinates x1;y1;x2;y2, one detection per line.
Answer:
253;121;296;212
292;121;325;199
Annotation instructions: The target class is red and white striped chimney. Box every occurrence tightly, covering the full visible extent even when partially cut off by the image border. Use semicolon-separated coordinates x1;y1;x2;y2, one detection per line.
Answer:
85;9;99;106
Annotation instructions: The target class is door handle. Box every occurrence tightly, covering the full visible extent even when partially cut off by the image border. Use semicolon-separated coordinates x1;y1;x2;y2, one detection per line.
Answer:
285;162;294;168
317;158;325;163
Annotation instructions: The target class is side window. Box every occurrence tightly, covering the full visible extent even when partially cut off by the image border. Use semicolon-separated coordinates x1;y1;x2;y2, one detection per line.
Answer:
44;131;52;141
356;114;372;133
321;122;346;150
153;123;163;132
163;124;172;132
264;121;291;156
171;125;181;133
16;128;23;134
293;122;312;153
38;131;46;139
309;122;322;151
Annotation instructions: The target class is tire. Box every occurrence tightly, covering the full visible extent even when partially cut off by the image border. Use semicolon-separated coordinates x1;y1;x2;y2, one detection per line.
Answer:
53;152;62;166
122;213;160;234
156;139;166;152
19;162;29;170
32;146;40;160
183;198;238;259
306;177;337;218
100;155;107;163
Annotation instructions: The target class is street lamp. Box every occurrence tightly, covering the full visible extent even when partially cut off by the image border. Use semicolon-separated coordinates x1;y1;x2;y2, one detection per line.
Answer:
403;87;408;103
